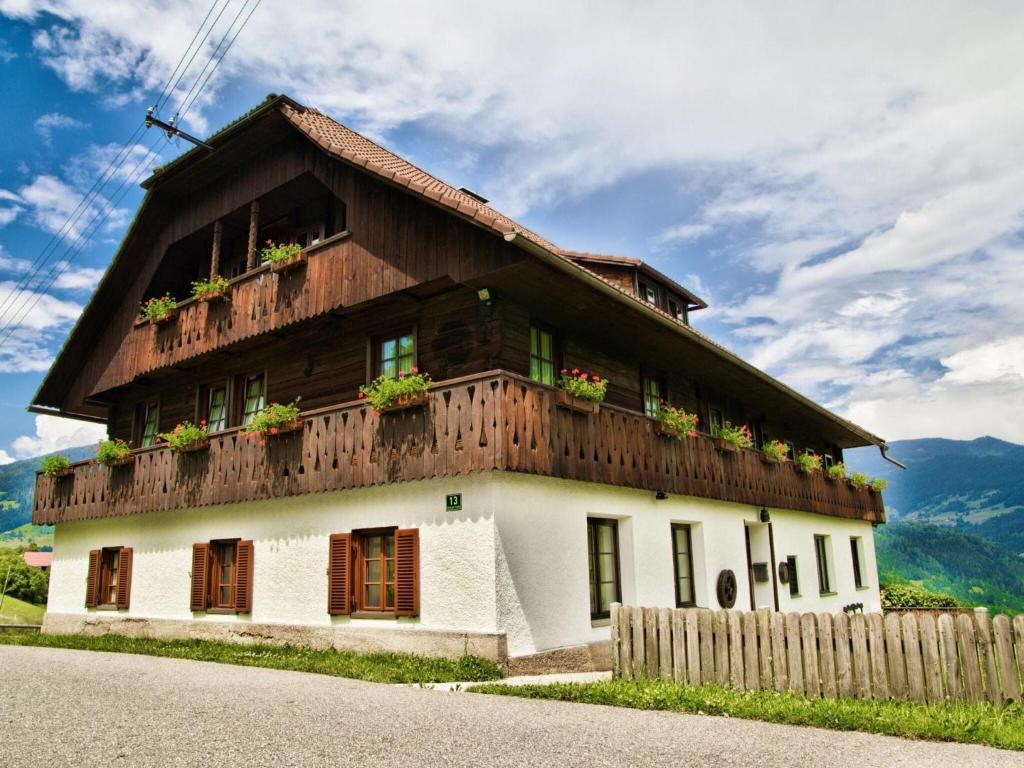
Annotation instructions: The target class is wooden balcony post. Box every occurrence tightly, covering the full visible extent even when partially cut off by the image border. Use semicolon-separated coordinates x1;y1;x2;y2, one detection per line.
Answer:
246;199;260;270
211;219;222;277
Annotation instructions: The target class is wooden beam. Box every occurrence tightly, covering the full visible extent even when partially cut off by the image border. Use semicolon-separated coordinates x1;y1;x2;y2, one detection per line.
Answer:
246;199;260;270
211;219;222;277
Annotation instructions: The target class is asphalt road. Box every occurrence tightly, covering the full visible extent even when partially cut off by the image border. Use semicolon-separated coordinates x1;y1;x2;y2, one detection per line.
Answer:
1;645;1019;768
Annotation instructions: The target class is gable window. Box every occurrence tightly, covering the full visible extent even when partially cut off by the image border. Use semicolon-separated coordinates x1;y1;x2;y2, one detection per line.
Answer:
378;333;416;379
668;299;686;322
786;555;800;597
240;374;266;426
327;529;420;617
135;401;159;447
587;517;620;620
643;377;663;418
814;535;832;594
529;326;556;386
638;281;657;306
207;382;229;431
672;523;695;607
85;547;132;610
190;539;253;613
850;537;865;589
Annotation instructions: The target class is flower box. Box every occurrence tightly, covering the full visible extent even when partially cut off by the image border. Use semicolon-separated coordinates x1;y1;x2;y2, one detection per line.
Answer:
51;466;76;478
198;290;230;303
269;418;302;435
654;422;682;439
269;250;307;274
174;439;211;453
151;310;178;326
379;390;429;413
101;455;134;468
713;437;739;454
759;453;783;465
555;390;600;415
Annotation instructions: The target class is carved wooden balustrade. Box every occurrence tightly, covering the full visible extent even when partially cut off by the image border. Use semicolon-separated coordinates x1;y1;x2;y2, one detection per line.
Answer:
34;371;885;525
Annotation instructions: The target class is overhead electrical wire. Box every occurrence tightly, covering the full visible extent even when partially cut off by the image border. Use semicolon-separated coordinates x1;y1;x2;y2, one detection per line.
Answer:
0;0;262;353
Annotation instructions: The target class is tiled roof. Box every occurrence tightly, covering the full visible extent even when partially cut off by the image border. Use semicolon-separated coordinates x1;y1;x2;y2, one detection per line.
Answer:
23;551;52;568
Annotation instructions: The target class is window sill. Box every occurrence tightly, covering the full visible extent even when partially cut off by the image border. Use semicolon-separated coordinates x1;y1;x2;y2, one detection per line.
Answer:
94;605;121;611
789;593;802;599
856;586;871;591
204;607;240;615
819;591;838;597
351;611;396;620
590;617;611;627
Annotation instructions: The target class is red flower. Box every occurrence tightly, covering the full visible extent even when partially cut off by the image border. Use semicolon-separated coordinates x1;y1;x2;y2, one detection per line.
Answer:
580;372;589;380
357;391;365;399
411;366;419;374
593;375;601;383
246;433;253;442
270;427;279;435
399;370;406;377
560;368;568;375
199;419;207;426
571;368;580;375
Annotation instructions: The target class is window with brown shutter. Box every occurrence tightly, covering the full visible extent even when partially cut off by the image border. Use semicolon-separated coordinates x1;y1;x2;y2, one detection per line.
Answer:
190;543;209;612
328;533;352;615
116;548;133;610
234;540;254;613
394;528;419;617
85;549;101;608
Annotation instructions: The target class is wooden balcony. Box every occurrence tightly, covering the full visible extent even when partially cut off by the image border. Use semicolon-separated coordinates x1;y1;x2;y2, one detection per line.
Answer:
34;371;885;525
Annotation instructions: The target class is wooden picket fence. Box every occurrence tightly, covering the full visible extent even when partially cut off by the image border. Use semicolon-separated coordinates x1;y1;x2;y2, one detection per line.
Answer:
611;604;1024;705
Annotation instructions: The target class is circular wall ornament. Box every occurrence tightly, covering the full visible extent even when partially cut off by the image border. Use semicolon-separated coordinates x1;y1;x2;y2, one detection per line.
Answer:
778;561;790;584
716;569;737;608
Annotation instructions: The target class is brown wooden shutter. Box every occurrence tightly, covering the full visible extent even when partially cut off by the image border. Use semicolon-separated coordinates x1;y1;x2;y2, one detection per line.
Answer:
327;533;352;615
394;528;419;617
190;543;209;612
116;547;133;610
234;540;254;613
85;549;101;608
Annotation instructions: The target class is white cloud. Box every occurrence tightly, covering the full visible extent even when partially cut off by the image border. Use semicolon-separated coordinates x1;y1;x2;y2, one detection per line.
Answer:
33;111;89;144
940;337;1024;386
9;414;106;459
652;223;714;247
0;37;15;63
0;449;13;465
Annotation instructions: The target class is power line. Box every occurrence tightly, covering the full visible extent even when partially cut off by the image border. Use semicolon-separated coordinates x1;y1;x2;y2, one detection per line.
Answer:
153;0;234;116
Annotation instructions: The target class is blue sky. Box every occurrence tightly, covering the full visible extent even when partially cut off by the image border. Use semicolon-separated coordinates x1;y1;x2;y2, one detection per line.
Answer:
1;1;1023;461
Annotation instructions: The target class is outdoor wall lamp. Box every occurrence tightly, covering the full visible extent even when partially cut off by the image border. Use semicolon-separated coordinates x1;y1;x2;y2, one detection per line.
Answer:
759;507;770;523
477;288;493;305
655;490;669;500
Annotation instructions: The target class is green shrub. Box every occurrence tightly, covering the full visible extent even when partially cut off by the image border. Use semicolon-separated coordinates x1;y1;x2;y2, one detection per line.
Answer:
558;369;608;402
158;420;210;451
848;471;869;489
243;399;302;439
191;274;230;300
880;581;960;610
870;477;888;491
0;549;49;604
654;404;698;439
140;294;177;322
95;438;132;465
826;461;846;480
359;371;431;411
762;439;789;462
794;452;822;474
39;454;72;477
712;420;753;449
261;241;302;264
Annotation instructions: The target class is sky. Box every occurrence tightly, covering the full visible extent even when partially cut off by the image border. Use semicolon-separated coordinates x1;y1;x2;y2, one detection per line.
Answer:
0;1;1022;464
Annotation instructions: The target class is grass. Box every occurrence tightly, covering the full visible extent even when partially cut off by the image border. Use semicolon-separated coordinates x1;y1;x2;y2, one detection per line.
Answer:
469;679;1024;751
0;631;504;684
0;594;45;625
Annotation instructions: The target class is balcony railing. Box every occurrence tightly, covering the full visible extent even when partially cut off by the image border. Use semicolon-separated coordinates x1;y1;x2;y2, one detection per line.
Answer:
34;370;885;525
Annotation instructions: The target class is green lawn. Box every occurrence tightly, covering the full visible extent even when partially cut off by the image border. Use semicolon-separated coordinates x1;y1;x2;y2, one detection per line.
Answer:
469;679;1024;752
0;631;503;684
0;594;45;625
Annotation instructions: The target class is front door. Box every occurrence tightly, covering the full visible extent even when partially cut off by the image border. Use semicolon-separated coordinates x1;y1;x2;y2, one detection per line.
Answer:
745;522;778;610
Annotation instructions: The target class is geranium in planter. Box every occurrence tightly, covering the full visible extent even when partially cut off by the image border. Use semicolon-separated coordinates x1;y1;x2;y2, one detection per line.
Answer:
794;452;822;475
761;439;789;464
848;471;869;490
711;421;753;453
653;402;698;440
95;438;133;467
359;370;431;413
556;368;608;415
40;454;73;478
870;477;888;493
826;462;846;482
191;275;231;303
158;420;211;453
243;399;302;443
261;240;305;273
140;294;178;325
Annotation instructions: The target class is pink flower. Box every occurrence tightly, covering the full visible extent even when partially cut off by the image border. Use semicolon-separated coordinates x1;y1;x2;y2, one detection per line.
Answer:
571;368;580;375
580;373;589;380
411;366;419;374
560;368;568;375
357;391;365;399
593;375;601;383
270;427;279;435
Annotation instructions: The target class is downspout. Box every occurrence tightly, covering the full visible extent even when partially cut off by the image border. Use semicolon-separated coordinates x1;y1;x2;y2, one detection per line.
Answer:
879;443;907;469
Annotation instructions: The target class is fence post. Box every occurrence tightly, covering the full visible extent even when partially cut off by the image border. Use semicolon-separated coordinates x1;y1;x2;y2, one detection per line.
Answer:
611;602;622;680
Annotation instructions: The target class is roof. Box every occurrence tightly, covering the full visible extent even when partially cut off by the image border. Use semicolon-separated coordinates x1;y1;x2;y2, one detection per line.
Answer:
22;551;52;568
562;250;708;310
36;94;888;452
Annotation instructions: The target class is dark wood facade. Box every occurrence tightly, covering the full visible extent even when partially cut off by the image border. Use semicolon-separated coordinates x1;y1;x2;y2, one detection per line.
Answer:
32;98;885;525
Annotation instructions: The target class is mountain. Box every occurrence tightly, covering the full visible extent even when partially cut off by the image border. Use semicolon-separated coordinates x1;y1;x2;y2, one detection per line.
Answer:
873;522;1024;615
847;436;1024;554
0;446;92;532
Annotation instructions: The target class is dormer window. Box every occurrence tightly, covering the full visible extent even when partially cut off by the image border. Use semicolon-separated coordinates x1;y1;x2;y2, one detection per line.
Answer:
668;299;686;322
638;282;657;306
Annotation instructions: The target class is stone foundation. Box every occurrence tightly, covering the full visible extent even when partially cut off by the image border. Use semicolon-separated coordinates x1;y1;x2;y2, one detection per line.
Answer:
506;640;613;675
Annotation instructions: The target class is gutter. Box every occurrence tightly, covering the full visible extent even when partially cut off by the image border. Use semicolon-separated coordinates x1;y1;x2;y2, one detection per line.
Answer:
879;444;907;469
504;231;893;453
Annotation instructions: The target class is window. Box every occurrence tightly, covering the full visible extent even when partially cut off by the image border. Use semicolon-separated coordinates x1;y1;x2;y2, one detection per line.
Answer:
784;440;796;461
823;454;834;470
643;377;662;417
378;333;415;379
85;547;132;610
190;540;253;613
587;518;620;619
529;326;556;386
328;529;420;617
240;374;266;426
207;382;229;431
786;555;799;596
357;530;397;612
814;535;832;594
672;524;695;607
668;299;685;322
750;420;765;450
137;401;159;447
638;282;656;305
850;537;865;589
708;407;724;435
